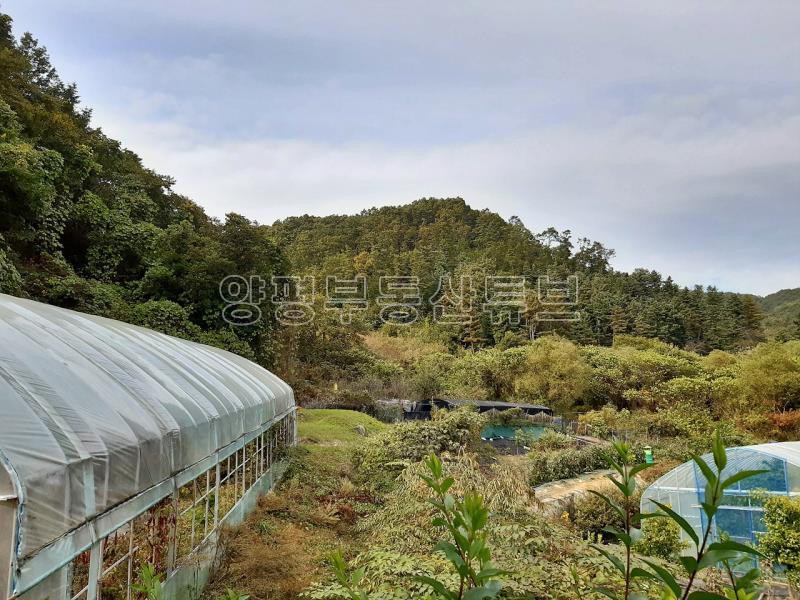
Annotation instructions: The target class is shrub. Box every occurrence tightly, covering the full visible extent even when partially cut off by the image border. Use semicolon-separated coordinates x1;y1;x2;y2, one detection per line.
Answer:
486;407;529;427
530;429;572;451
632;514;686;561
769;410;800;440
352;407;486;488
528;444;608;486
737;341;800;412
571;484;625;540
331;390;376;412
578;405;631;438
758;495;800;591
582;343;700;409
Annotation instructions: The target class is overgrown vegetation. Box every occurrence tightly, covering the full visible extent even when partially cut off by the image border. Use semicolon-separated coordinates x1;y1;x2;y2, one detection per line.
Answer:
206;409;796;599
529;444;608;486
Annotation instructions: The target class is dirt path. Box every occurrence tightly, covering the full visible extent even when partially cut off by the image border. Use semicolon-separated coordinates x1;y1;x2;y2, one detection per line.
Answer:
533;469;614;514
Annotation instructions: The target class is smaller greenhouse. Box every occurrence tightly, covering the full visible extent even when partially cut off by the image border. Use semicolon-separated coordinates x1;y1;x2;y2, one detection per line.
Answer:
641;442;800;548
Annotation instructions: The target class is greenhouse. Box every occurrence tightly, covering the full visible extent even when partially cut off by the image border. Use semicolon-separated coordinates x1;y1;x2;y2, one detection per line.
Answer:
641;442;800;549
0;294;297;599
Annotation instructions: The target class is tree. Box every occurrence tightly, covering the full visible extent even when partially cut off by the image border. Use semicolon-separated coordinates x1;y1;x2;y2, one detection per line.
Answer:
513;335;590;414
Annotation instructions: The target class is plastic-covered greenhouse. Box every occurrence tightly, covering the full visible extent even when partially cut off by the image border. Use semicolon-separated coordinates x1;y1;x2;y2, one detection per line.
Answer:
641;442;800;549
0;294;296;599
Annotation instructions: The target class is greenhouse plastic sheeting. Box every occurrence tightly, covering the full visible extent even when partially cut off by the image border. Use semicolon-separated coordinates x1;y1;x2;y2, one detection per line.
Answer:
0;293;295;558
641;442;800;546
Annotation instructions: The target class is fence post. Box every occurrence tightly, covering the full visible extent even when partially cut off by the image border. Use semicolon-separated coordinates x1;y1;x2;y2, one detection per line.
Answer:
86;539;103;599
213;460;221;530
166;487;178;574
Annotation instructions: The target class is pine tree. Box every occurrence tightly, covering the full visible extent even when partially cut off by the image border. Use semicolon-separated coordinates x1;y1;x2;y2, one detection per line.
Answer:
611;306;628;340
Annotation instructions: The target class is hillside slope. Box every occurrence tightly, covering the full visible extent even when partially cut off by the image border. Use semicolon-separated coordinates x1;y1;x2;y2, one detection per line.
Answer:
761;288;800;340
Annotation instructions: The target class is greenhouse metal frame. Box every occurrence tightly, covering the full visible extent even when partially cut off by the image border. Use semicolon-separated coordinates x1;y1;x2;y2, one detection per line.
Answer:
0;294;297;599
641;442;800;549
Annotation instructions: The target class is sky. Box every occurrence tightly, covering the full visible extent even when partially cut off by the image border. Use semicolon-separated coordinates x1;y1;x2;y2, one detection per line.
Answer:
3;1;799;295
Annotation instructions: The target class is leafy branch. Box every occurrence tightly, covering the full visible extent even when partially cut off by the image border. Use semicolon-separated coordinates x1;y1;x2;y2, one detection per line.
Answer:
593;432;767;599
415;453;506;600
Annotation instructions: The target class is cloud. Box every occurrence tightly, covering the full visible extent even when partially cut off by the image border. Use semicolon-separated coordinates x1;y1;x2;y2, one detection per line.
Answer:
3;0;800;294
89;91;800;295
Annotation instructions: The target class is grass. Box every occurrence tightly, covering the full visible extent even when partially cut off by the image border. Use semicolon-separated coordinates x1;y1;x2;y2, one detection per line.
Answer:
202;408;386;600
298;407;388;444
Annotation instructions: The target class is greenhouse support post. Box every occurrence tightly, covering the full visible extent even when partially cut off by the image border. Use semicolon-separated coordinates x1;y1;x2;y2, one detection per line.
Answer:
0;460;19;600
0;498;15;599
85;541;103;599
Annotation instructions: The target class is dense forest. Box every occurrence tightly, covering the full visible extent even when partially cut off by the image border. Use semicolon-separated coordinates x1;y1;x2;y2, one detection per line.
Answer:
0;9;796;404
271;202;766;352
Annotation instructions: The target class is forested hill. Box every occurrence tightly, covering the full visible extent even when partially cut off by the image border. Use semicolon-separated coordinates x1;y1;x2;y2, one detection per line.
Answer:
0;11;286;367
268;201;765;352
760;288;800;340
0;9;772;381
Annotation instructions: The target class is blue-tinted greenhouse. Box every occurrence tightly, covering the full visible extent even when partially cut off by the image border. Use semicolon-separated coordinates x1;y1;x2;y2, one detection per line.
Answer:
641;442;800;548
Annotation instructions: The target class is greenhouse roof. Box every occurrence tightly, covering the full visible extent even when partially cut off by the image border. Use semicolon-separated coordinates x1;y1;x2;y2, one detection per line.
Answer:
741;441;800;464
642;441;800;501
0;294;294;559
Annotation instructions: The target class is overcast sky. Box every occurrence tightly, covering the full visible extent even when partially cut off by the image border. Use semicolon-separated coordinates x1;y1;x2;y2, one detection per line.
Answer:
4;1;799;295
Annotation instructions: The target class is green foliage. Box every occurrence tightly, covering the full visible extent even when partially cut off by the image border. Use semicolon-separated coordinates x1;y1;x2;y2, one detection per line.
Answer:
632;515;687;562
0;240;21;293
0;13;301;374
530;428;573;450
132;564;163;600
352;407;486;489
760;287;800;341
529;444;608;486
591;431;766;600
415;453;505;599
572;482;643;543
328;551;369;600
513;336;591;414
587;440;650;600
736;342;800;411
304;430;627;600
215;590;251;600
757;495;800;591
271;201;764;352
582;342;701;409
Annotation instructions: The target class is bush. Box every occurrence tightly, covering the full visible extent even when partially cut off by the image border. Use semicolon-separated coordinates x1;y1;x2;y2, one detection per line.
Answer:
578;405;631;438
758;495;800;591
352;407;486;488
330;390;376;412
486;407;529;427
582;343;701;409
770;410;800;440
528;444;608;486
737;342;800;412
571;484;625;540
633;514;686;561
513;336;590;414
530;429;572;451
